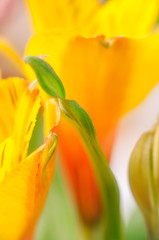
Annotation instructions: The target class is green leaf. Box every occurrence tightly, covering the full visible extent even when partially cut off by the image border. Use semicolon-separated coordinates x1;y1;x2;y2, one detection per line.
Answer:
24;55;65;98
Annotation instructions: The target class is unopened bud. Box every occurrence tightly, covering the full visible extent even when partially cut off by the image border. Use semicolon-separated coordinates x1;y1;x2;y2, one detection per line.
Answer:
129;122;159;240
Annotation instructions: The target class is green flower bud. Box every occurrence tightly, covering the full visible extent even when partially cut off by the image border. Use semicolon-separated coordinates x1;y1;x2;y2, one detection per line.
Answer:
129;123;159;240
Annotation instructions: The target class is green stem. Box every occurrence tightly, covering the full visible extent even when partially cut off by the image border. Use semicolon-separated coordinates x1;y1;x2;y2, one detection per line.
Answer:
83;131;123;240
59;98;124;240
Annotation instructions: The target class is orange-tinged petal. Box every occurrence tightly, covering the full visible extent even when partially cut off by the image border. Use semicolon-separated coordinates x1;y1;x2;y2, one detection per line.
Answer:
0;77;28;142
27;133;57;225
44;98;61;136
0;133;56;240
0;38;24;78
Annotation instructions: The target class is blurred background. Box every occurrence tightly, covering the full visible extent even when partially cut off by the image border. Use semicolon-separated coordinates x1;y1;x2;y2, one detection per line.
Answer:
1;0;159;239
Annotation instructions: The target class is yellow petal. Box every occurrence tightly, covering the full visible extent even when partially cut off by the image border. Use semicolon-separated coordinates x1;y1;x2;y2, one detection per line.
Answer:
121;34;159;112
26;0;98;33
13;81;40;163
0;38;24;78
0;137;14;182
0;77;40;167
0;133;56;240
26;0;159;37
90;0;159;38
0;77;28;142
24;30;72;81
0;80;40;181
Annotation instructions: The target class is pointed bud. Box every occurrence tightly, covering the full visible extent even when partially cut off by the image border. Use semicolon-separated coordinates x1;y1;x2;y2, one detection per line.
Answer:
129;122;159;239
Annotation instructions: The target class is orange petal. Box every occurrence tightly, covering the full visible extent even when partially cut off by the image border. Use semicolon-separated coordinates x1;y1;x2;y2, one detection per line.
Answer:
56;117;102;223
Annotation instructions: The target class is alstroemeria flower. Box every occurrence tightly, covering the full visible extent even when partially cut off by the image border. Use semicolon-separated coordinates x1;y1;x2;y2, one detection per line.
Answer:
23;0;159;225
26;0;159;37
25;33;159;223
0;77;58;240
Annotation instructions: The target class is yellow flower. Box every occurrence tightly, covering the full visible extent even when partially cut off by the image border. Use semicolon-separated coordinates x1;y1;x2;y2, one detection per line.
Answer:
26;0;159;37
25;33;159;223
0;77;58;240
